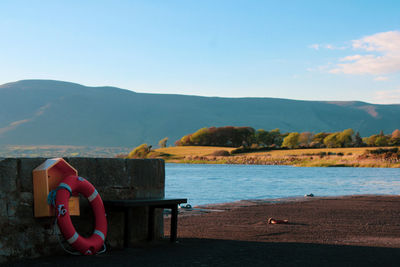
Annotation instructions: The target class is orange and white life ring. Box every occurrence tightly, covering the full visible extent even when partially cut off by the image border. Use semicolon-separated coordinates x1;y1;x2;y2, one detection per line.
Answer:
54;175;107;255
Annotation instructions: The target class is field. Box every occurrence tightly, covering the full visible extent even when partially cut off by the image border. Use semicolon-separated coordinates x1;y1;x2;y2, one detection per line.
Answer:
156;146;237;157
156;146;372;158
155;146;400;167
252;147;369;156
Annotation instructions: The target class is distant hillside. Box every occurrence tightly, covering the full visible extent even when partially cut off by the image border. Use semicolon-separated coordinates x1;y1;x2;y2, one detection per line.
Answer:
1;80;400;147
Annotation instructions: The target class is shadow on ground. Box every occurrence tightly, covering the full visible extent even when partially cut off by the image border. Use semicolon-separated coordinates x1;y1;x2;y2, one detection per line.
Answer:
5;238;400;267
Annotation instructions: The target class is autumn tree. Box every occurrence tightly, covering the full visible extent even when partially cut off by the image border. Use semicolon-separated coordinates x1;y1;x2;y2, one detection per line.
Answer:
128;144;152;158
375;136;389;146
311;132;329;147
158;137;168;148
235;127;255;147
190;128;210;145
365;135;378;146
255;129;272;147
298;132;313;147
364;131;391;147
175;126;256;147
390;129;400;146
392;129;400;139
270;128;283;147
282;132;300;149
176;134;193;146
354;132;364;147
323;133;339;148
337;129;354;147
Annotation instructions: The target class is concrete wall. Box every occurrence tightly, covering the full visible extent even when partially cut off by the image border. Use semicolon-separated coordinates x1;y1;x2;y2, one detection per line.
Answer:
0;158;165;263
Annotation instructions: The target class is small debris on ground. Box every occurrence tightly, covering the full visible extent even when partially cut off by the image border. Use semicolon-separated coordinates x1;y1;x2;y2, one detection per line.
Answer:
268;218;289;224
179;204;192;209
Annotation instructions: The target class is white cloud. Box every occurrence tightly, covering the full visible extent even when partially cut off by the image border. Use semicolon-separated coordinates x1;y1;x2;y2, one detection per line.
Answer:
306;63;333;72
353;31;400;52
374;76;389;81
339;55;363;61
309;43;346;50
374;89;400;104
329;31;400;75
324;44;346;50
309;44;320;50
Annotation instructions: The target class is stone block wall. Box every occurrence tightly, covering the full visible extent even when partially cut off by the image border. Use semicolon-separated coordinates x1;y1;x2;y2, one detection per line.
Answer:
0;158;165;263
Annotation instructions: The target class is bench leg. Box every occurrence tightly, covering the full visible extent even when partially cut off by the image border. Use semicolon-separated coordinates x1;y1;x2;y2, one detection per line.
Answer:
170;205;178;242
148;206;155;241
124;208;133;247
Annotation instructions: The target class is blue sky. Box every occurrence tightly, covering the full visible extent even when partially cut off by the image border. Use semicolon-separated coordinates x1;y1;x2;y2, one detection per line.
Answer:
1;0;399;103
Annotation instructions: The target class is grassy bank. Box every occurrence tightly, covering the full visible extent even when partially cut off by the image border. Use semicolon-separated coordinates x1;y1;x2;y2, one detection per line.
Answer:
154;146;400;168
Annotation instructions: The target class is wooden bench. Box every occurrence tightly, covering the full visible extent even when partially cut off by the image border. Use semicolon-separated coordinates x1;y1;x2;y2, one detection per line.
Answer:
103;198;187;247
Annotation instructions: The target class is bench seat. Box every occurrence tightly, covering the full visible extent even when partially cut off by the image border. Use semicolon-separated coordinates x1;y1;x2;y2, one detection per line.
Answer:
104;198;187;246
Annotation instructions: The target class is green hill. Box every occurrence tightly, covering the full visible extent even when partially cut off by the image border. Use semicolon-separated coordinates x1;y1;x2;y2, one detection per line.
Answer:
1;79;399;147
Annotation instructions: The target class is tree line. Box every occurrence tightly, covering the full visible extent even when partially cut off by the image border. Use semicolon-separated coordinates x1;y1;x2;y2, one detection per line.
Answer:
175;126;400;149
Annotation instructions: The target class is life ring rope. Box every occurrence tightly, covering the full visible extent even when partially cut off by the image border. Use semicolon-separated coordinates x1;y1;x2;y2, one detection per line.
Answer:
47;183;72;207
48;175;108;255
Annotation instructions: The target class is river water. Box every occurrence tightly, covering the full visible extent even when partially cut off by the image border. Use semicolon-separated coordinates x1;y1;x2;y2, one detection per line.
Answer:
165;163;400;206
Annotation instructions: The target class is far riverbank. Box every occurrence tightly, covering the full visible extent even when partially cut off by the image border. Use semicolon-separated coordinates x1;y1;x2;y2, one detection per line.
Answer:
156;146;400;168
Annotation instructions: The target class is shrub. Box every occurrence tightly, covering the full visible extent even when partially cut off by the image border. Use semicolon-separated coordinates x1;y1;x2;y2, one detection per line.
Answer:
369;148;398;155
158;137;168;148
230;146;271;154
211;150;231;156
176;126;256;147
115;154;128;158
128;144;152;158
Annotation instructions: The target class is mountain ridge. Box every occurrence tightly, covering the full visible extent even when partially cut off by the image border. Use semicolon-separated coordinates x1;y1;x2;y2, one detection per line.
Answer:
1;79;399;147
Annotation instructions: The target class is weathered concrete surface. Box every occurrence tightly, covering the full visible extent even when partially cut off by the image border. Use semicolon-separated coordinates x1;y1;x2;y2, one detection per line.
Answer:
0;158;18;194
0;158;165;263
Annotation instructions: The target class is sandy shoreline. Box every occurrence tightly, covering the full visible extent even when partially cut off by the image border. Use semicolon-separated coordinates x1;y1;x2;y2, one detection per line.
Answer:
175;194;392;216
167;194;400;248
174;196;322;217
